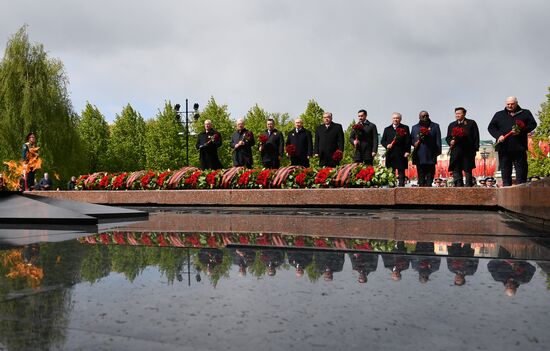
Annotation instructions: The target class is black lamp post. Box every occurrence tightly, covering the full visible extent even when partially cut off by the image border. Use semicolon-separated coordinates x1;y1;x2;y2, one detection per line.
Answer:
480;148;490;178
175;100;200;166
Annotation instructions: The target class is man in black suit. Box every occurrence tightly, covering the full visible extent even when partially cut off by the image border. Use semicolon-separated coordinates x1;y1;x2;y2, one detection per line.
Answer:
259;118;284;169
286;118;313;167
350;109;378;165
230;119;255;168
314;112;345;167
196;119;223;170
446;107;480;187
381;112;411;187
488;96;537;186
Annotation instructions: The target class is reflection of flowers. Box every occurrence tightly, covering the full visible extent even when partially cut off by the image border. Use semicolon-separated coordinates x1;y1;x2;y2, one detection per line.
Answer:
314;238;329;248
141;234;153;246
256;235;269;246
239;235;250;244
207;235;218;248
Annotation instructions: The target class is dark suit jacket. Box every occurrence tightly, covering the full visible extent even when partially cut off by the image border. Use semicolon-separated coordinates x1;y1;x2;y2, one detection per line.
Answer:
488;106;537;153
287;128;313;167
196;129;223;170
445;119;480;171
260;129;284;168
230;128;255;168
381;124;411;170
315;122;345;167
411;121;442;165
349;120;378;163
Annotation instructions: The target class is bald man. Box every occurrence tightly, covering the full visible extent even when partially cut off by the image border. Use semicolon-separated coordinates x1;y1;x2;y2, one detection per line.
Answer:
488;96;537;186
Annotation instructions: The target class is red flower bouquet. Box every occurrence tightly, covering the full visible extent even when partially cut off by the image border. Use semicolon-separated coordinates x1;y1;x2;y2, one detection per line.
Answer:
494;119;526;149
285;144;296;157
255;169;272;188
258;134;269;144
448;126;466;155
332;149;343;162
355;166;375;183
314;167;333;186
384;127;407;157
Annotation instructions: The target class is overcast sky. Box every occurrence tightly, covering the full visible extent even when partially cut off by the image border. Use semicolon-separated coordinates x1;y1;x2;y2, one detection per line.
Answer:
1;0;549;139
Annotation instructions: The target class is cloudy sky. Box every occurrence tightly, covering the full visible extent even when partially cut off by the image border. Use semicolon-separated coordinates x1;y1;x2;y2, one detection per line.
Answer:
1;0;549;139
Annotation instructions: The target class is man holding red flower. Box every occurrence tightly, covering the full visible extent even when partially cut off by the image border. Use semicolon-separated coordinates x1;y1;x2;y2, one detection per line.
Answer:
381;112;411;187
411;111;441;187
196;119;223;170
445;107;480;187
231;119;255;168
259;118;285;169
314;112;345;167
286;118;313;167
349;109;379;165
488;96;537;186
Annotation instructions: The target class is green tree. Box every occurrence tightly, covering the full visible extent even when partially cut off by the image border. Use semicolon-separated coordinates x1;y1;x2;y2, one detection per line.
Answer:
528;87;550;177
343;121;356;164
192;97;234;168
144;102;186;170
77;102;110;173
106;104;146;172
299;99;324;132
0;26;84;181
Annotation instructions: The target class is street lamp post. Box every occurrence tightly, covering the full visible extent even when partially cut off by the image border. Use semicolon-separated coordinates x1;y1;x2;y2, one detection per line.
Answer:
480;148;490;178
175;100;200;166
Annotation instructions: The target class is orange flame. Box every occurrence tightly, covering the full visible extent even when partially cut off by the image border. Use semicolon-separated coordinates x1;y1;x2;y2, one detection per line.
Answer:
2;146;42;191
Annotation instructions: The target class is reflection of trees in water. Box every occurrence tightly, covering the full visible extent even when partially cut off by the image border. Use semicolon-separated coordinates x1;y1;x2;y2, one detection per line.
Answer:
0;241;84;350
193;249;232;287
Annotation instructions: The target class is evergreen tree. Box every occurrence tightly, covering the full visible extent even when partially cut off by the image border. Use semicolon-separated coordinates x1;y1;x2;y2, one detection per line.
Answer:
0;26;84;181
144;102;186;170
77;102;110;173
534;87;550;139
106;104;146;172
192;97;234;169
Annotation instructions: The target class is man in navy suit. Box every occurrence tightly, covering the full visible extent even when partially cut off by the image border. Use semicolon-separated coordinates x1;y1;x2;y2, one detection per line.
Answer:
411;111;442;187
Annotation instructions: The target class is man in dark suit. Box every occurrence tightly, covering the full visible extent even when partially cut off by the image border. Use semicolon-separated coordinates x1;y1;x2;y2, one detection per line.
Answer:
314;112;345;167
230;119;255;168
286;118;313;167
259;118;284;169
349;252;379;284
196;119;223;170
488;96;537;186
381;112;411;187
445;107;480;187
446;243;479;286
487;259;536;297
411;111;442;187
349;109;378;165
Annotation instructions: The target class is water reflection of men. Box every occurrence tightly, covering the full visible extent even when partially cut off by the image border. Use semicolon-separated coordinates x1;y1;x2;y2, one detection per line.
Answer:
315;251;345;281
231;248;256;277
382;242;411;281
349;252;378;284
287;250;313;278
198;248;224;276
487;260;536;296
446;243;478;286
411;242;441;283
260;250;284;276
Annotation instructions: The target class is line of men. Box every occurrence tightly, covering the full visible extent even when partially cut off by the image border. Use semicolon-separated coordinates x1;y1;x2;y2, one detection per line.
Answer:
195;96;537;187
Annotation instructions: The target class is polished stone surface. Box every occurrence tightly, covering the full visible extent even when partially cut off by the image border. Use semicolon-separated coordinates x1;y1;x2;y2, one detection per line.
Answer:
0;243;548;351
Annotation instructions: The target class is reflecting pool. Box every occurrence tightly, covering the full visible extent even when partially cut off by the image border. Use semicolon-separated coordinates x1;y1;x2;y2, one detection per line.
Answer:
1;207;549;350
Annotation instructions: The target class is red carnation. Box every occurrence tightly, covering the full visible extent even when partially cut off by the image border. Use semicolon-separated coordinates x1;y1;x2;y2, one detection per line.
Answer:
285;144;296;157
140;171;155;188
332;149;343;162
352;123;364;132
99;175;110;188
452;127;466;138
419;127;430;137
314;168;333;185
206;170;220;186
185;170;202;188
295;172;307;187
356;166;375;182
256;169;272;187
258;134;269;144
156;171;171;187
112;173;127;189
237;170;255;186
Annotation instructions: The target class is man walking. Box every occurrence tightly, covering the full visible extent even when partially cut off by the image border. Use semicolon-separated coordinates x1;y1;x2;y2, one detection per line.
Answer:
381;112;411;187
445;107;480;187
314;112;345;167
411;111;441;187
488;96;537;186
350;109;378;165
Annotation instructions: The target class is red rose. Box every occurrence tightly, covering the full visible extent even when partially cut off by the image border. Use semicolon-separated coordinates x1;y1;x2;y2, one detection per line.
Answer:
395;127;407;137
156;171;171;187
314;168;333;185
452;127;466;138
259;134;269;144
99;175;110;188
332;149;343;162
352;123;363;132
237;170;255;186
206;171;219;186
515;119;526;130
295;172;307;187
285;144;296;157
185;171;202;188
255;169;272;187
356;166;375;182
